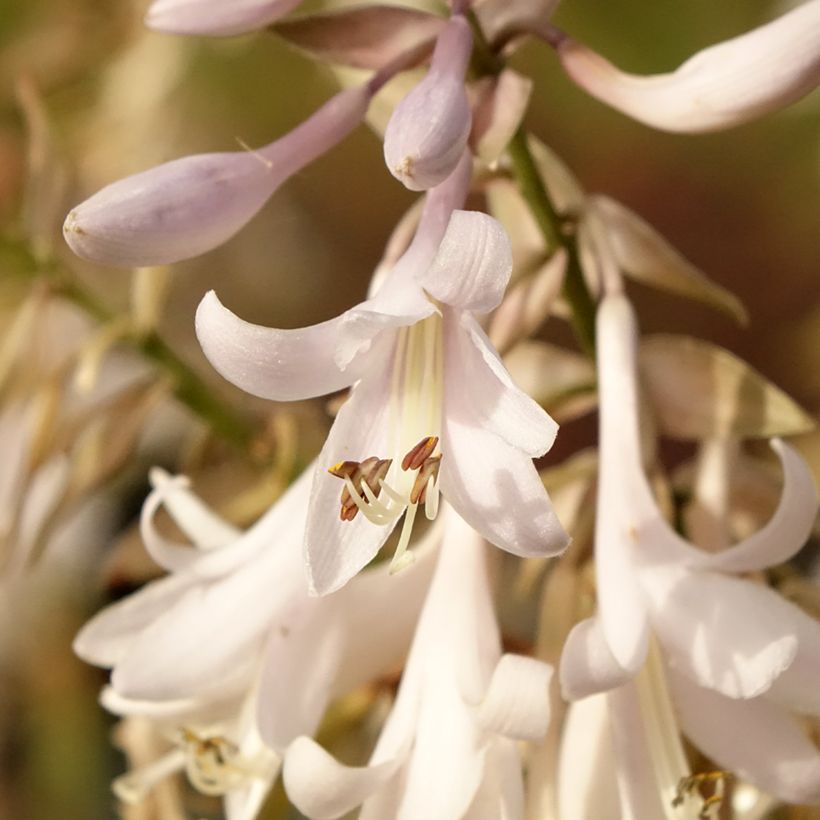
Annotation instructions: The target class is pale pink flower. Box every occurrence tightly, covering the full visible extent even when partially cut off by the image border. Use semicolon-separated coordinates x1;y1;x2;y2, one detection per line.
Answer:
283;506;553;819
145;0;304;37
196;154;569;595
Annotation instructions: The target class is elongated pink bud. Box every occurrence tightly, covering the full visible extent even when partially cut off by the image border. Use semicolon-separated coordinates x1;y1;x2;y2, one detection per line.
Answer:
145;0;304;37
63;87;370;267
554;0;820;133
383;15;473;191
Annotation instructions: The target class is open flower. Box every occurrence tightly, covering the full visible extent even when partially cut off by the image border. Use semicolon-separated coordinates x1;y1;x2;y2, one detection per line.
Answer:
75;464;437;816
560;292;820;805
283;505;553;819
196;153;569;595
544;0;820;133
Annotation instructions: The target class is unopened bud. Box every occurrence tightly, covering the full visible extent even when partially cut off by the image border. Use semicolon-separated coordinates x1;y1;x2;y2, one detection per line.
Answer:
64;86;370;267
145;0;304;37
383;15;473;191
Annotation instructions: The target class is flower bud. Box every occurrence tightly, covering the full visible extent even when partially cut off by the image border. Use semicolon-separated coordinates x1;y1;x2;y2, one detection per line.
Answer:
145;0;303;37
383;15;473;191
63;86;370;267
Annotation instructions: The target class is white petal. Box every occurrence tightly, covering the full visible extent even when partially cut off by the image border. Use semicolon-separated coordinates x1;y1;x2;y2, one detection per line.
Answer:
418;210;513;314
448;312;558;457
148;467;240;550
680;439;818;573
196;290;368;401
283;736;399;820
439;386;569;557
558;694;620;820
477;654;553;741
73;572;193;667
644;567;798;699
556;0;820;133
671;669;820;804
463;739;525;820
560;618;633;701
146;0;303;36
304;368;395;596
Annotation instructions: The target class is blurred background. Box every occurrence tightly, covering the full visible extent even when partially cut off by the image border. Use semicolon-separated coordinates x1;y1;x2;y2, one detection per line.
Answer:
0;0;818;817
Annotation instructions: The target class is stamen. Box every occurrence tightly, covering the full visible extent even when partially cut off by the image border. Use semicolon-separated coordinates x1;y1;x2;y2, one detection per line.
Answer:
330;457;392;521
341;476;393;524
672;771;732;818
390;502;418;574
424;475;439;520
112;748;186;805
180;728;252;797
410;455;441;504
401;435;439;471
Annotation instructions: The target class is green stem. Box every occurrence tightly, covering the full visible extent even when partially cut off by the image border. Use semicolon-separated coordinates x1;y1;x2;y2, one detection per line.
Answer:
506;130;597;357
2;237;255;451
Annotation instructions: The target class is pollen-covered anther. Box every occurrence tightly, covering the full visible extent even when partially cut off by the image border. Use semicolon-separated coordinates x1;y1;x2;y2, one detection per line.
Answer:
410;455;441;505
329;457;392;521
401;436;439;471
180;728;246;796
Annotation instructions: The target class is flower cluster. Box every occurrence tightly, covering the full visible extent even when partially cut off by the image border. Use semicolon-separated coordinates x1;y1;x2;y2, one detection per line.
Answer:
57;0;820;818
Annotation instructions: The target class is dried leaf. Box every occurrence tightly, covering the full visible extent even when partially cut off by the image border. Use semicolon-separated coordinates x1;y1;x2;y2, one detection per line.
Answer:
504;340;596;423
640;335;814;440
590;195;748;324
470;69;532;166
274;6;443;70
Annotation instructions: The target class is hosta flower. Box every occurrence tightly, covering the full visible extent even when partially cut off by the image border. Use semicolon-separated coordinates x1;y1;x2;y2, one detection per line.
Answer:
283;505;553;819
383;14;473;191
145;0;304;37
75;464;437;815
63;85;372;267
560;292;820;804
196;153;569;595
546;0;820;133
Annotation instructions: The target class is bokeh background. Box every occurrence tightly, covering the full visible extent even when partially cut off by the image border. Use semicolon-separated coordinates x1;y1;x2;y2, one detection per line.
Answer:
0;0;819;817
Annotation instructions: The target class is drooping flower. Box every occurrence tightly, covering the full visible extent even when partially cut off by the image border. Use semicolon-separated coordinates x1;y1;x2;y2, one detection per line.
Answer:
559;292;820;805
383;14;473;191
543;0;820;133
63;85;372;267
75;464;437;816
145;0;305;37
283;504;553;819
196;152;569;595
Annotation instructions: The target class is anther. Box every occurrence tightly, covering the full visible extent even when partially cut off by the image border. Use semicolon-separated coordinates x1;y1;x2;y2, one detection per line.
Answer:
401;436;439;471
330;457;392;521
410;455;441;504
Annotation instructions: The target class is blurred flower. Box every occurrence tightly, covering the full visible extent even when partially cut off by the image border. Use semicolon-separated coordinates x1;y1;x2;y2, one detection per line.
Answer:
145;0;305;37
196;154;568;595
544;0;820;132
383;14;473;191
283;505;553;820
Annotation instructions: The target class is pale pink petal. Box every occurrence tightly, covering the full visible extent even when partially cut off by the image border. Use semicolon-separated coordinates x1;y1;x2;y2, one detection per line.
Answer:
560;617;633;700
477;654;553;741
447;312;558;457
417;211;513;314
73;572;193;667
438;375;569;558
304;369;395;596
643;567;798;699
283;737;400;820
766;601;820;715
671;669;820;804
195;290;379;401
383;16;473;190
555;0;820;133
146;0;303;36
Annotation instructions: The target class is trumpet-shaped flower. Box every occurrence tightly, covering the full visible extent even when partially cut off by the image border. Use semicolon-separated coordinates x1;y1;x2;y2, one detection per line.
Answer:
63;85;371;267
548;0;820;133
75;465;437;816
383;14;473;191
283;505;553;819
196;153;569;595
145;0;305;37
559;293;820;804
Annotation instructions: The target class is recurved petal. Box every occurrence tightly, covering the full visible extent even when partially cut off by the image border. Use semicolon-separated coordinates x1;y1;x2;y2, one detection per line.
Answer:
196;290;373;401
643;567;798;699
555;0;820;133
418;211;513;314
304;369;395;596
448;312;558;457
559;617;633;700
670;668;820;804
439;369;569;559
283;737;400;820
146;0;303;36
